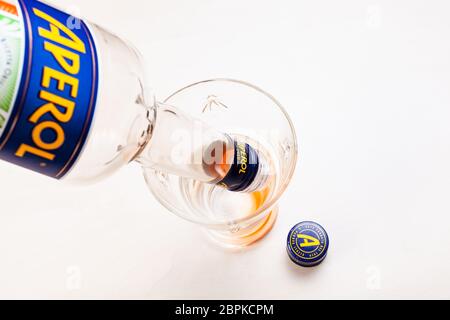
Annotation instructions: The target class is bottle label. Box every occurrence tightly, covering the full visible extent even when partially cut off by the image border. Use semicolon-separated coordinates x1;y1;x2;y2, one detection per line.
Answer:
219;141;260;192
0;0;98;178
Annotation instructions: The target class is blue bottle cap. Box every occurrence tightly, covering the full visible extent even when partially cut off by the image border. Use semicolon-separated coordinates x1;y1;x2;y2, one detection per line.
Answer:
287;221;329;267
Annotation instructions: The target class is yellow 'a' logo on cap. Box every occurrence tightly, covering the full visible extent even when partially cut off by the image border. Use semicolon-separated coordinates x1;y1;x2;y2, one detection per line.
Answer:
298;234;320;248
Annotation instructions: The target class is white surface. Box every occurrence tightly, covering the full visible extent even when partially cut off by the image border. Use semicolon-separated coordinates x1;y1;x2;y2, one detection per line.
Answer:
1;0;450;299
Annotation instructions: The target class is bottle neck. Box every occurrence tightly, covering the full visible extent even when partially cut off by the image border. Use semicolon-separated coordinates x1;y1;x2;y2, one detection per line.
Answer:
134;102;234;184
134;102;270;193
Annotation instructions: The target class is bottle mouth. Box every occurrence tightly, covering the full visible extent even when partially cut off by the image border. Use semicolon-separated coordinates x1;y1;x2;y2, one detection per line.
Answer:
216;138;264;193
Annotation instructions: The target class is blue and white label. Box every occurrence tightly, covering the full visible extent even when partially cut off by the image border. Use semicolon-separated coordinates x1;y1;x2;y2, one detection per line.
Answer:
0;0;98;178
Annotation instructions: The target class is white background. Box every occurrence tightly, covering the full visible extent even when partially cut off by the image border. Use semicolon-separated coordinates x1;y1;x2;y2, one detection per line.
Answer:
0;0;449;299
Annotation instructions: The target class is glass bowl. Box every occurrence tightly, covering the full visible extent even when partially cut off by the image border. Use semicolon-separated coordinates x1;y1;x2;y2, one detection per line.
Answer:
143;79;298;248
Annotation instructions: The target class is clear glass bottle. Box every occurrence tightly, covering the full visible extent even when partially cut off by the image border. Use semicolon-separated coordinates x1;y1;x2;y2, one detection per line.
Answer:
0;0;270;193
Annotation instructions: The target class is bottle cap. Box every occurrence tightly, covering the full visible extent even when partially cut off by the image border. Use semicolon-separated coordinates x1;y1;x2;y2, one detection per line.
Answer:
287;221;329;267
